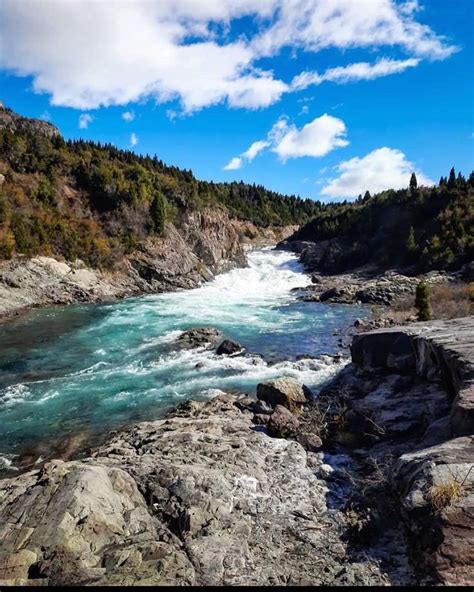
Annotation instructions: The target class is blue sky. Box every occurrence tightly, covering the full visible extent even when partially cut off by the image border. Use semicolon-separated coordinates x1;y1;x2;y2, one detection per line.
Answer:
0;0;472;201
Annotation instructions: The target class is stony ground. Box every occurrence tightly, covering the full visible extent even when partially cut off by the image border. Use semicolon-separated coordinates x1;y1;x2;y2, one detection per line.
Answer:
0;393;400;586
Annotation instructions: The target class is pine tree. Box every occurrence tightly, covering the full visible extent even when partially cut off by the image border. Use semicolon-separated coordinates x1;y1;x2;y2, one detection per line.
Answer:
447;167;457;189
415;280;431;321
409;172;418;192
149;193;165;234
363;190;371;202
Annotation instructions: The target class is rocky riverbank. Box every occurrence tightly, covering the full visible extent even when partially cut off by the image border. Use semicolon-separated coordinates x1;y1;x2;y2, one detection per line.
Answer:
0;210;296;321
0;318;472;586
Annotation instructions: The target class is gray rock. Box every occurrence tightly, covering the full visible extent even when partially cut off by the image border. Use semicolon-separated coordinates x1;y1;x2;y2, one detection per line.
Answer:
319;464;335;479
216;339;244;356
0;393;394;586
177;327;222;349
267;405;300;438
257;377;312;411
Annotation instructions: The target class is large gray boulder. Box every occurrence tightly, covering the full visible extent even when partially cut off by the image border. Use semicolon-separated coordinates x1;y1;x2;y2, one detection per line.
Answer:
257;377;312;412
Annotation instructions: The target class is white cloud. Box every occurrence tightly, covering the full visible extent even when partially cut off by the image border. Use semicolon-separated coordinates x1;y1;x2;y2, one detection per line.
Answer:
223;157;243;171
292;57;420;91
242;140;271;161
322;147;434;199
253;0;457;61
78;113;93;129
0;0;457;112
224;113;348;170
122;110;135;122
39;110;51;122
130;132;138;147
271;114;349;161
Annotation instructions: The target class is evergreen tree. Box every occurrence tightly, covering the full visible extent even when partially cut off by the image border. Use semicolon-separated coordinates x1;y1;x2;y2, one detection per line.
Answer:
415;280;431;321
409;172;418;192
149;193;165;234
363;190;371;202
448;167;457;189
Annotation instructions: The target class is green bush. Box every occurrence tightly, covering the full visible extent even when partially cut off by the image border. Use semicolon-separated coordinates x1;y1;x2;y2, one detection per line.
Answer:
415;280;432;321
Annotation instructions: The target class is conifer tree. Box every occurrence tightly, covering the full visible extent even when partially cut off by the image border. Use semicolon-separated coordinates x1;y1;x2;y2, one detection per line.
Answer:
409;172;418;192
415;280;431;321
149;193;165;234
448;167;457;189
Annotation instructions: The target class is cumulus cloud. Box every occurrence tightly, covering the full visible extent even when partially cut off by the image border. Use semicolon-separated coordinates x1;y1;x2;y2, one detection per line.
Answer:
224;114;348;170
271;114;348;161
0;0;457;112
322;147;434;198
122;110;135;122
78;113;93;129
130;132;138;147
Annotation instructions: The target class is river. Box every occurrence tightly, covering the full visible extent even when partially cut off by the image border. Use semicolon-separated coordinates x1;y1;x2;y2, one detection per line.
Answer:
0;248;367;471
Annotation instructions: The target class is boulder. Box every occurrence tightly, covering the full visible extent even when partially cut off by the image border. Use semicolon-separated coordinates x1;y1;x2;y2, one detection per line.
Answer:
319;464;335;480
215;339;244;356
297;433;323;452
177;327;222;349
267;405;300;438
257;377;312;412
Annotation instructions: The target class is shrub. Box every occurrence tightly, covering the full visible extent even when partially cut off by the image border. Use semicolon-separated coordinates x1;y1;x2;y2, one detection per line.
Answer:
415;280;431;321
0;228;15;259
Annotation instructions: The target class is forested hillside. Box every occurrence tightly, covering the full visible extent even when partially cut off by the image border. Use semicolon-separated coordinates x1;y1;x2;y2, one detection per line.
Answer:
0;105;320;268
290;170;474;274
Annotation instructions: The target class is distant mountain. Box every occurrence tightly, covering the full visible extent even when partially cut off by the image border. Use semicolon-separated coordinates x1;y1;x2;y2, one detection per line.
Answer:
286;169;474;275
0;104;320;268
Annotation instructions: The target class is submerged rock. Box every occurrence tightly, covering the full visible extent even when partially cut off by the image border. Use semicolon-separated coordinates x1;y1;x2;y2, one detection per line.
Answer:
257;376;312;412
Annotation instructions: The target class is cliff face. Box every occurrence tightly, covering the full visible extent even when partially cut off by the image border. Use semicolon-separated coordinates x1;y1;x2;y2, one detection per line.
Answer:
0;208;296;318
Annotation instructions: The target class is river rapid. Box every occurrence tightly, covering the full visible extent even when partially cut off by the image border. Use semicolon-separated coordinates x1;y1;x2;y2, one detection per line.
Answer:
0;248;367;471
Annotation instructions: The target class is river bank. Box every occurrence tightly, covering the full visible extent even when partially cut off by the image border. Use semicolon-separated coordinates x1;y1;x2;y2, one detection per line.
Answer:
0;209;297;322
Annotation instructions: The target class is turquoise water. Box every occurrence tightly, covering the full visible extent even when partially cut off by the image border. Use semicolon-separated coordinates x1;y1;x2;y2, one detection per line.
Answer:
0;248;367;470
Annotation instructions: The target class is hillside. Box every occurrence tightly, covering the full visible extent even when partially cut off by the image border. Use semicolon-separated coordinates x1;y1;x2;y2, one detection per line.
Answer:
287;171;474;275
0;104;320;269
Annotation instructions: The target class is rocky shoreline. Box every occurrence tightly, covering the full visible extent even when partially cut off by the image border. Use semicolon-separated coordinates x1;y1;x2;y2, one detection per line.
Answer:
0;318;473;586
0;210;296;322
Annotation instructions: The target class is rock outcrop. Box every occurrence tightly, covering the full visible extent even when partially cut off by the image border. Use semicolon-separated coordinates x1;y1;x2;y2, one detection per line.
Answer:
0;210;296;319
0;394;396;586
294;269;450;306
310;317;474;586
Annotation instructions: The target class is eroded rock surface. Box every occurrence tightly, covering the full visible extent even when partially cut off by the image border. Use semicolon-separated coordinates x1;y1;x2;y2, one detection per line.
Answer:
309;317;474;586
0;394;398;587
